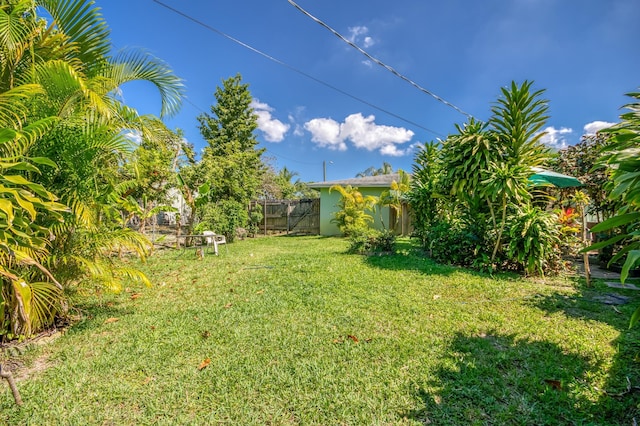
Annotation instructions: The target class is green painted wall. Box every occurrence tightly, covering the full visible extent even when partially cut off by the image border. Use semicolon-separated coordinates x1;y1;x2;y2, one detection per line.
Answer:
318;187;390;236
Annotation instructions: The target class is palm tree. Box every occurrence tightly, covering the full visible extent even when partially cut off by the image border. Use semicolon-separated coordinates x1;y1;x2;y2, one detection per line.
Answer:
0;0;184;337
356;162;394;177
329;184;377;235
379;169;410;233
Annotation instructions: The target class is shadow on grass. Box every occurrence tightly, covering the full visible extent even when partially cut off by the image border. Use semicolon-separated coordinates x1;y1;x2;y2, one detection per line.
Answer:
527;283;640;423
362;238;521;281
65;297;135;335
402;331;637;425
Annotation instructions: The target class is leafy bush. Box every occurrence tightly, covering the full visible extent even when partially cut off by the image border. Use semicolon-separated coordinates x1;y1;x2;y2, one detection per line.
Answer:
329;185;376;236
348;228;396;254
556;206;582;257
424;221;481;267
248;207;263;236
506;206;562;276
195;199;248;243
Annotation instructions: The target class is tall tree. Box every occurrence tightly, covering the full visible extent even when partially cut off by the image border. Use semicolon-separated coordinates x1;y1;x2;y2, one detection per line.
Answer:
197;74;265;205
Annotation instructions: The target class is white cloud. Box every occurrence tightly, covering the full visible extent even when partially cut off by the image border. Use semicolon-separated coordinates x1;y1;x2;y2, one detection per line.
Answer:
303;113;414;156
583;120;616;135
288;114;305;137
304;118;347;151
124;130;142;145
363;36;374;48
380;144;408;157
347;25;376;48
538;126;572;150
348;26;368;41
250;99;290;143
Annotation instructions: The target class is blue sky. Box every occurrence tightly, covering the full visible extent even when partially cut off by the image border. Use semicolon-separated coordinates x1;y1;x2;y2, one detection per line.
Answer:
97;0;639;182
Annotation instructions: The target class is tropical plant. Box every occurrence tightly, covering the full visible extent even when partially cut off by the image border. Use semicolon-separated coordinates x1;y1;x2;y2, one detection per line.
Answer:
585;90;640;325
408;81;560;275
0;0;184;338
379;169;410;232
356;162;394;177
329;184;377;236
506;205;561;276
0;130;67;339
407;142;443;245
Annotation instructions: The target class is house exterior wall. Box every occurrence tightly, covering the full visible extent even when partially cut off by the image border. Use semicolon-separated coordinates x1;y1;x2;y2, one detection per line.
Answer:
318;187;391;236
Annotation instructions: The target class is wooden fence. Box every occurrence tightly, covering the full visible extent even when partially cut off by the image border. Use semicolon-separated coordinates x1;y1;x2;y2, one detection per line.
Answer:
250;199;320;235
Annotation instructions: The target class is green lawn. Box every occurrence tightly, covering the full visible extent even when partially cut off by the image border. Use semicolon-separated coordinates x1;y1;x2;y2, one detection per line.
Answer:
2;236;640;425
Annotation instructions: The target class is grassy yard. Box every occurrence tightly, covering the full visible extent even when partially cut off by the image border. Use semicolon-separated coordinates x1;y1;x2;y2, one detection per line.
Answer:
2;236;640;425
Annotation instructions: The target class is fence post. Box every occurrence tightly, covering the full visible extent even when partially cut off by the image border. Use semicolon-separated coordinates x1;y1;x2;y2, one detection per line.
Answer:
287;201;290;235
264;198;267;236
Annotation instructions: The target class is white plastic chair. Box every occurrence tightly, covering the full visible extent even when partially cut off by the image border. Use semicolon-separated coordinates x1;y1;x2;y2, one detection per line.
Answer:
202;231;227;255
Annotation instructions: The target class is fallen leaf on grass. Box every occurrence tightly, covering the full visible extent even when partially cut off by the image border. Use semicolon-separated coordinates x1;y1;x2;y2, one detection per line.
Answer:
201;330;211;338
544;379;562;390
347;335;359;343
104;317;119;324
150;326;156;330
224;303;233;309
198;358;211;371
256;289;265;295
332;338;344;344
130;293;141;300
106;302;114;308
142;377;155;385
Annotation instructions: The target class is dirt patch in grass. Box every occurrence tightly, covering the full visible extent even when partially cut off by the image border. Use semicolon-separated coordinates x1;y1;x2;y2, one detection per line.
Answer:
1;330;64;382
12;353;55;382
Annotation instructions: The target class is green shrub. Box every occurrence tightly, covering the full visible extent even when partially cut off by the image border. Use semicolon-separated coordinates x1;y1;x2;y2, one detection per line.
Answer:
248;207;263;236
506;206;562;276
423;220;482;267
195;199;248;243
348;228;396;254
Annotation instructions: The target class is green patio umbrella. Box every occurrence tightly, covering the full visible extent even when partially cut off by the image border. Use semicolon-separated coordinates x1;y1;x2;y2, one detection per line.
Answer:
529;167;583;188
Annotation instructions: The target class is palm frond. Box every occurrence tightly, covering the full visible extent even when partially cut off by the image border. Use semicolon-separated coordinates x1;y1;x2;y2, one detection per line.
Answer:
108;49;184;118
37;0;111;70
0;83;43;129
28;280;62;331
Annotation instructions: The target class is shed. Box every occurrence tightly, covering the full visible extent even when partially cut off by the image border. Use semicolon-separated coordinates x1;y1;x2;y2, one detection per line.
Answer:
309;173;410;236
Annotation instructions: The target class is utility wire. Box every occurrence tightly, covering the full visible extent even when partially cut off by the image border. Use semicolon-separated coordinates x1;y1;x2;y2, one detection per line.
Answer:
288;0;475;121
151;0;445;138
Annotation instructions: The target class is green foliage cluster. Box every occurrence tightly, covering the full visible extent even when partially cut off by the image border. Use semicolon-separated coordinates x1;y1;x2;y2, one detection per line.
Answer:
247;206;264;236
553;133;615;220
409;81;565;276
585;90;640;325
329;184;376;236
348;228;396;254
0;0;184;340
194;199;248;243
